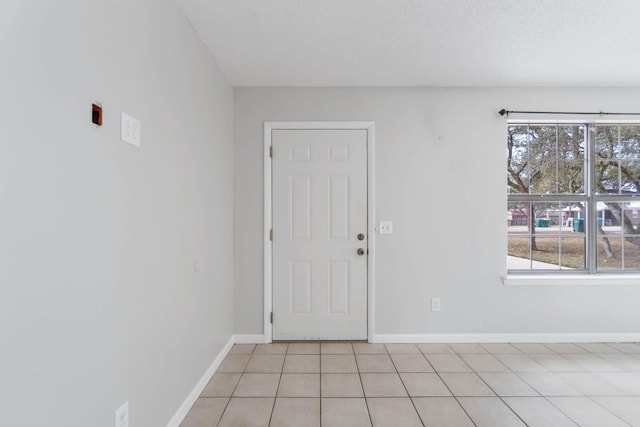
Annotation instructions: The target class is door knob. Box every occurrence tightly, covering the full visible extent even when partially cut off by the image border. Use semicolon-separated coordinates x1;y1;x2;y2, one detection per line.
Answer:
357;248;365;256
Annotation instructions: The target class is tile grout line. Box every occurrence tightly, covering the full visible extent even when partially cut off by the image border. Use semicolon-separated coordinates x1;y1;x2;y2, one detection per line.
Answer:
478;344;633;426
215;344;256;427
549;342;633;425
388;344;427;426
421;344;479;427
469;354;533;427
267;343;288;427
484;349;576;427
460;344;533;426
194;342;640;426
542;393;628;427
354;343;376;427
583;394;635;427
319;344;322;425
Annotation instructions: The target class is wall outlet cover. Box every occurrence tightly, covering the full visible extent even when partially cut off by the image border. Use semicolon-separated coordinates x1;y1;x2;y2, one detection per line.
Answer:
121;112;141;147
115;401;129;427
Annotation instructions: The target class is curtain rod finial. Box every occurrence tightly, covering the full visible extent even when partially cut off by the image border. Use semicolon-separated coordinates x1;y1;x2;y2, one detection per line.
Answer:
498;109;509;116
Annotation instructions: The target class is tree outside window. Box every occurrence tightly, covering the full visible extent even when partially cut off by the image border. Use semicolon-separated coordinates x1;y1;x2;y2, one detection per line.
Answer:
507;123;640;272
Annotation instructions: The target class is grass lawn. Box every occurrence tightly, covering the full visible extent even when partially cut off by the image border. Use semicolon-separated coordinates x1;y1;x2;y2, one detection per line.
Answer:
508;229;640;270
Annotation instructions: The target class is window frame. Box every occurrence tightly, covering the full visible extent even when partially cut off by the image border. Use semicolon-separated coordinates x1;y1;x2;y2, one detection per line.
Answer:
507;120;640;276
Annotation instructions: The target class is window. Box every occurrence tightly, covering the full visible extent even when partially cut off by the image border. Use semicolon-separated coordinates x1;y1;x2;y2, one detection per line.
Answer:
507;123;640;273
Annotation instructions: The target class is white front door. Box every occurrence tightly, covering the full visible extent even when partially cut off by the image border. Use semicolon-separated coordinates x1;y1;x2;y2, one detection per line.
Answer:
272;129;368;340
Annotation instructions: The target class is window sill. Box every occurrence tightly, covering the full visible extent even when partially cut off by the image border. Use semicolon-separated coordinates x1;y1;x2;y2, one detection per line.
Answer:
502;274;640;286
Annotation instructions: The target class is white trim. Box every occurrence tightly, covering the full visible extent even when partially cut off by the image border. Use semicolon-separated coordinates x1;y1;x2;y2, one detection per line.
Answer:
166;335;234;427
367;125;376;343
264;121;376;343
503;275;640;286
373;333;640;344
263;124;273;343
234;334;267;344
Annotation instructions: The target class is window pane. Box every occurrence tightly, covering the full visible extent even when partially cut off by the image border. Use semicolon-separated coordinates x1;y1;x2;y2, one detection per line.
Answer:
621;204;640;269
595;126;640;195
594;126;619;159
597;201;624;271
598;201;639;233
527;125;558;194
557;125;585;194
508;234;531;270
595;159;620;194
597;203;615;230
507;202;529;226
507;126;531;194
622;236;640;270
618;126;640;159
560;236;585;270
598;234;640;270
528;156;556;194
597;236;623;270
531;234;559;270
622;203;640;231
508;201;534;270
620;159;640;194
508;201;586;271
557;160;585;194
508;125;585;195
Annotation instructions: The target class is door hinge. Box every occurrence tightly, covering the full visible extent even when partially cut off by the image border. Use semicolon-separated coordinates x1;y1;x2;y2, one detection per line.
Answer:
270;312;273;324
270;229;273;241
269;146;273;158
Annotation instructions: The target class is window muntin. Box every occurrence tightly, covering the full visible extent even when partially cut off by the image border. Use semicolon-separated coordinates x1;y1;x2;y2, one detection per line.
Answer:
507;125;585;195
507;123;640;273
507;200;586;271
595;201;640;270
594;125;640;195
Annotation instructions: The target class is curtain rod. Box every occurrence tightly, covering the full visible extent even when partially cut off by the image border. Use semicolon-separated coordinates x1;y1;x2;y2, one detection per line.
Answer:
498;109;640;117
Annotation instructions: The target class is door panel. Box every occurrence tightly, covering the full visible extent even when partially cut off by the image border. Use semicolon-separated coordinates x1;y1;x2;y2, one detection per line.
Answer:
272;129;367;340
290;176;311;240
328;176;350;241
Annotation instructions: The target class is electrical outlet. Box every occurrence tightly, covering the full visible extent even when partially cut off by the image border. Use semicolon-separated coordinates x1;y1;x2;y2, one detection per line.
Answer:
115;401;129;427
379;221;393;234
121;112;141;147
431;297;441;312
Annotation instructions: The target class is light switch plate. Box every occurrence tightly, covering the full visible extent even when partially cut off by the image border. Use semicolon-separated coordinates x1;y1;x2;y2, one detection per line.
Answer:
379;221;393;234
121;112;141;147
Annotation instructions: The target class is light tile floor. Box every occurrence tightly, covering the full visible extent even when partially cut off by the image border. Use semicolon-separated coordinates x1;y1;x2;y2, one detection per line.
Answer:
181;342;640;426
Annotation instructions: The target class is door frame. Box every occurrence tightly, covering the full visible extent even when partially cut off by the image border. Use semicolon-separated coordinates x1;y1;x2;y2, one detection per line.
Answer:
264;121;376;343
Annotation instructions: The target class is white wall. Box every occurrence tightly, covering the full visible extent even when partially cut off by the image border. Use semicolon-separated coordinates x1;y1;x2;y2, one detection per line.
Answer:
0;1;234;426
235;87;640;337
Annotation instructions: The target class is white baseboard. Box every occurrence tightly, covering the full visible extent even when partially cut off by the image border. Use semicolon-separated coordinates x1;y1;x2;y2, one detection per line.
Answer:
234;334;267;344
372;333;640;344
166;335;235;427
167;334;267;426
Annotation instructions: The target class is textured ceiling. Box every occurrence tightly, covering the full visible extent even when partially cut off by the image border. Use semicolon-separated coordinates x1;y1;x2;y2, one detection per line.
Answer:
176;0;640;87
